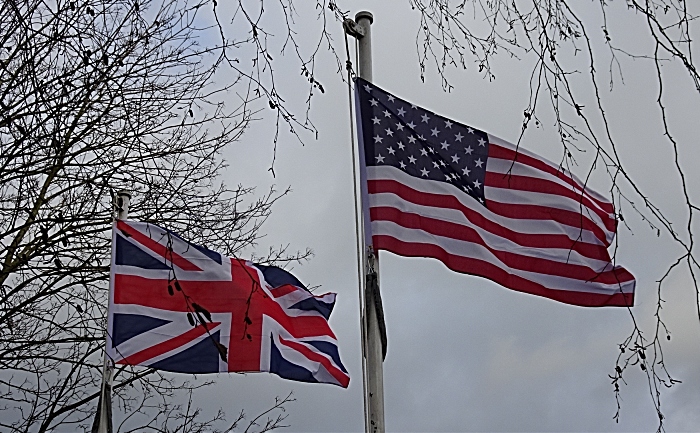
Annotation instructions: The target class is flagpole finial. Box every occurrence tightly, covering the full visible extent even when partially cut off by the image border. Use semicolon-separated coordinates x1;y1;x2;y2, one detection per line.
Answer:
355;11;373;24
354;11;373;81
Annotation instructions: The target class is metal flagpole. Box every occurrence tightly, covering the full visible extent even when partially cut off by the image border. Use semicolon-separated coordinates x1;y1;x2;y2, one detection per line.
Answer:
348;11;386;433
94;190;130;433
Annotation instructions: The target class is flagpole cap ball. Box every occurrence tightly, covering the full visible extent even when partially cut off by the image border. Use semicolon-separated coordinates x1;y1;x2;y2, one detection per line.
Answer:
355;11;373;24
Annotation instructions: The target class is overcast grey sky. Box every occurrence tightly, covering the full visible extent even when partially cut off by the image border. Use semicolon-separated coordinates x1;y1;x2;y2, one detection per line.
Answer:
197;2;700;432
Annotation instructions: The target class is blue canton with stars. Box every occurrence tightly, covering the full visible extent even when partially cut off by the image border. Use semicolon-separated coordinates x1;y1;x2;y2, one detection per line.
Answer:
357;78;489;206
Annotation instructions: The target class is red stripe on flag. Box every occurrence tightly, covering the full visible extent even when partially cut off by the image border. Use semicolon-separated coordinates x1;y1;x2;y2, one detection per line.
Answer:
114;274;239;313
488;143;614;214
484;172;616;233
268;309;337;339
278;337;350;387
486;198;610;247
263;297;337;339
117;322;220;366
368;178;610;246
373;235;634;307
484;199;609;246
269;284;298;298
370;207;631;285
116;220;202;271
369;205;610;261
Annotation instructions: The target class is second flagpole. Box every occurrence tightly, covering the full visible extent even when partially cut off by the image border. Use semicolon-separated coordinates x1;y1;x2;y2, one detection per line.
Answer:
94;190;131;433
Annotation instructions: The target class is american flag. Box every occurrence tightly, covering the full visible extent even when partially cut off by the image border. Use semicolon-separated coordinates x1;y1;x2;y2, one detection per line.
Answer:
355;78;635;307
107;220;349;387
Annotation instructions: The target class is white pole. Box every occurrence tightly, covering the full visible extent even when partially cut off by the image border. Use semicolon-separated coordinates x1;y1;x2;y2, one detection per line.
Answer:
354;11;386;433
96;190;130;433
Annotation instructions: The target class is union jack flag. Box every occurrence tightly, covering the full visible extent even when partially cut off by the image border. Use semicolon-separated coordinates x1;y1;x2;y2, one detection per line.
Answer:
106;220;349;387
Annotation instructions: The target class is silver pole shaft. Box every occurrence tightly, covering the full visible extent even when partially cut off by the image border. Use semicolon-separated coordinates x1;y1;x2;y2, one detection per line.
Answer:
355;11;385;433
97;190;131;433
